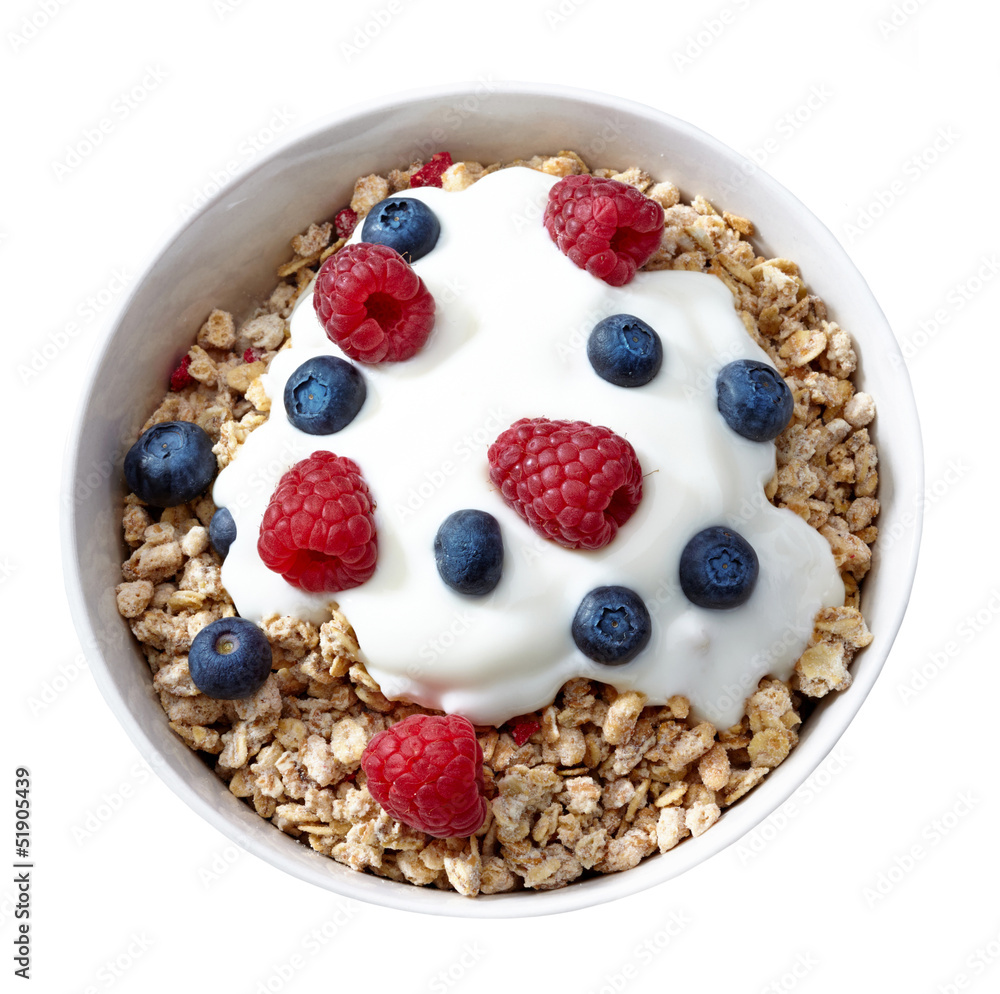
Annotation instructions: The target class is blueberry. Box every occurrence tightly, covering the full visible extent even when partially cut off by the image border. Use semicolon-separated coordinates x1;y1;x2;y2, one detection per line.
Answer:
716;359;793;442
434;509;504;595
123;420;216;508
361;196;441;262
679;526;759;609
587;314;663;387
209;507;237;559
188;618;272;699
283;355;366;435
571;586;651;665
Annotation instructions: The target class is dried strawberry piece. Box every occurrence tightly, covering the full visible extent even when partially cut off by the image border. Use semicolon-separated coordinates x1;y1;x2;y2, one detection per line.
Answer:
335;207;359;239
242;347;262;364
169;354;193;391
509;719;541;746
410;152;452;189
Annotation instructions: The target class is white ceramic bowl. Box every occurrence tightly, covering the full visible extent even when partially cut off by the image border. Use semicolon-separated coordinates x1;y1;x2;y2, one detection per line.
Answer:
62;82;923;917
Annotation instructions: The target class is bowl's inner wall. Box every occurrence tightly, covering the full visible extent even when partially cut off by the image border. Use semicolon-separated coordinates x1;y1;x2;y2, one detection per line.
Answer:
67;86;920;917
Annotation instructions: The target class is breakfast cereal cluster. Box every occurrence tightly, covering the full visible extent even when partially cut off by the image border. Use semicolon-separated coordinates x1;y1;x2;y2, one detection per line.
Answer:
115;150;876;895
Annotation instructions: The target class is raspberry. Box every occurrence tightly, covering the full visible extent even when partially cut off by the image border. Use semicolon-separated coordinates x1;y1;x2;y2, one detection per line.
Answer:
543;174;664;287
488;418;643;550
257;451;377;592
312;242;435;364
361;714;488;838
334;207;358;240
169;354;193;391
410;151;452;189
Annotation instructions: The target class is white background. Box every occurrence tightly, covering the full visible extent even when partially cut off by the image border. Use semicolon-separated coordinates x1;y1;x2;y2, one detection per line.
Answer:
4;0;999;991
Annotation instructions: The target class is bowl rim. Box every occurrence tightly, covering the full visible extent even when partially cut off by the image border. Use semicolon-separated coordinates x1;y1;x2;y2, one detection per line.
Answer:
61;79;924;918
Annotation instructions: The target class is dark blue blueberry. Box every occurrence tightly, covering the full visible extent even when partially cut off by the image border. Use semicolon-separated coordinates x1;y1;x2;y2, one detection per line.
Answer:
571;586;651;665
283;355;366;435
679;526;759;609
716;359;793;442
361;196;441;262
188;618;272;699
123;420;216;508
209;507;237;559
587;314;663;387
434;509;504;596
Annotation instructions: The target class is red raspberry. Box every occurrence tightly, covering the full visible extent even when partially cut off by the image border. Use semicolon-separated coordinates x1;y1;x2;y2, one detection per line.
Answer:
410;151;452;188
312;242;435;364
488;418;643;550
361;714;488;838
334;207;358;239
169;354;193;391
543;175;664;287
257;451;377;592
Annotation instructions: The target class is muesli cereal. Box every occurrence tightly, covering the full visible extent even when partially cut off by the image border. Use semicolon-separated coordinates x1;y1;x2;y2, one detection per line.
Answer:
116;149;876;895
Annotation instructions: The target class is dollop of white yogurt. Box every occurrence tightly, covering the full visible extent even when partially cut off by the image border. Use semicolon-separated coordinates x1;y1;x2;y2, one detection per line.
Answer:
213;166;843;728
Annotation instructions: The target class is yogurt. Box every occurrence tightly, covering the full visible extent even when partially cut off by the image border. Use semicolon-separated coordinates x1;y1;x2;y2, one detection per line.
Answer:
213;166;843;728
